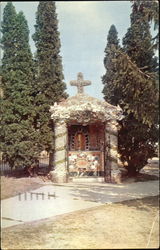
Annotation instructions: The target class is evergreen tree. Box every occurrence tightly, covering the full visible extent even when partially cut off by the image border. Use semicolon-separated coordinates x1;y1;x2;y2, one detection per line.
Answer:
32;1;67;169
0;3;41;169
112;47;158;175
102;25;120;105
113;0;159;176
131;0;159;50
0;2;17;77
123;1;158;72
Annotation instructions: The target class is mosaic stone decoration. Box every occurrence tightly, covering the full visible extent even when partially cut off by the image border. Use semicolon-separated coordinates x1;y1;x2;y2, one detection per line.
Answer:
68;151;104;177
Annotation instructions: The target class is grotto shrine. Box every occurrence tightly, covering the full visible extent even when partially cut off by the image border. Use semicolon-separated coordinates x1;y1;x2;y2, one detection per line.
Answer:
50;73;123;183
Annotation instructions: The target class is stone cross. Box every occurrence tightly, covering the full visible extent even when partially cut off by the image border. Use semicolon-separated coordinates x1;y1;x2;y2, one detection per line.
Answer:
70;72;91;94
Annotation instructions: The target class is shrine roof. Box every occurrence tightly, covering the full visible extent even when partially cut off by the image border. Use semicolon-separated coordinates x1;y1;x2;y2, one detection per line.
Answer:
50;73;123;124
50;93;123;123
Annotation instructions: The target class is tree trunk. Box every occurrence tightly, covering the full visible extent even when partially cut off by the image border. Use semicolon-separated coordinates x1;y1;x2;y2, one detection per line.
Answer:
127;163;138;177
49;152;54;171
9;160;14;170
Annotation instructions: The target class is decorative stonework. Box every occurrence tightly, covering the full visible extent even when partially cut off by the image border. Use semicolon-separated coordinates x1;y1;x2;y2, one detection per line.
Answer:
68;151;103;177
105;121;121;183
50;73;123;184
70;72;91;94
50;121;68;183
50;93;123;125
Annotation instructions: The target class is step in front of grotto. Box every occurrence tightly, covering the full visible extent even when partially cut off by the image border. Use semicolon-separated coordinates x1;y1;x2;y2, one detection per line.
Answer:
69;176;104;183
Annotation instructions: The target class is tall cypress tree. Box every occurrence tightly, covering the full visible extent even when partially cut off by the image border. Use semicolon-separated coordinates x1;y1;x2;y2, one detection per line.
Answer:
116;0;158;176
0;3;17;79
0;3;41;169
0;2;17;168
102;25;120;105
32;1;67;169
123;1;158;72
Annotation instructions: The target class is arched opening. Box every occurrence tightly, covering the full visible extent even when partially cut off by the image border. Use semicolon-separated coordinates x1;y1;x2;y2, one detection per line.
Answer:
74;132;86;151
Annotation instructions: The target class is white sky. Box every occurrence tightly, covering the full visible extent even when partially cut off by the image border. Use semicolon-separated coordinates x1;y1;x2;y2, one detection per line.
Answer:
1;1;132;100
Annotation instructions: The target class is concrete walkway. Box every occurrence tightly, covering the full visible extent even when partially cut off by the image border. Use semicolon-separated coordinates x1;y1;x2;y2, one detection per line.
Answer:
1;180;159;228
140;157;159;177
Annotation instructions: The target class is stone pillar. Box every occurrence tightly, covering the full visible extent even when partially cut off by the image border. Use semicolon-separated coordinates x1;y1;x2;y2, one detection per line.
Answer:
50;120;68;183
105;120;121;183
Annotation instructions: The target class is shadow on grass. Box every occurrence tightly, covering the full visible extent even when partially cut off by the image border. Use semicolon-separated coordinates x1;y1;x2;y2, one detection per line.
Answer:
135;173;159;182
115;195;159;211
